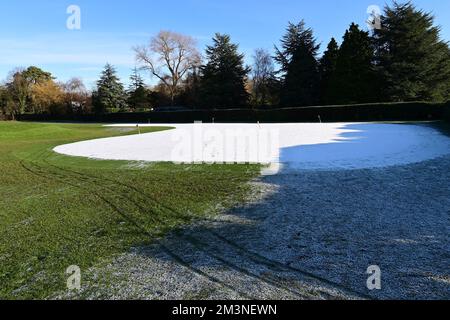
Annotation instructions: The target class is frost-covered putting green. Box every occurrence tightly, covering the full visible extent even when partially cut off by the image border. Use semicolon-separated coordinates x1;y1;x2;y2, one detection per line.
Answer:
0;122;259;299
55;123;450;171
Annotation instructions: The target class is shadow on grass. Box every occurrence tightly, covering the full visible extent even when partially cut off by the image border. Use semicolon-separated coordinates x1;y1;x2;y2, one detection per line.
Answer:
117;122;450;300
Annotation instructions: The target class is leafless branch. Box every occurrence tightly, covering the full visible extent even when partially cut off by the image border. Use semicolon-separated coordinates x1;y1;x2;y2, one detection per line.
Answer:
134;30;201;104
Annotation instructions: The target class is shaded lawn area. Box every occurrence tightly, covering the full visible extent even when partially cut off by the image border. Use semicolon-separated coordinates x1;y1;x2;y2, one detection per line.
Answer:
0;122;259;299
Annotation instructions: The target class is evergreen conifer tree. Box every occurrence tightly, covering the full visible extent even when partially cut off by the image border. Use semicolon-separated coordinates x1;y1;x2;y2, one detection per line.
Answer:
319;38;339;104
127;67;151;110
199;34;250;108
93;64;128;113
128;67;145;92
374;1;450;102
275;21;320;107
328;23;379;104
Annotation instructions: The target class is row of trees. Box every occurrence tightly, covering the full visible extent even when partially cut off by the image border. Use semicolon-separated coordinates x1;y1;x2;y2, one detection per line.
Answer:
94;1;450;112
2;1;450;118
0;63;169;118
0;67;90;119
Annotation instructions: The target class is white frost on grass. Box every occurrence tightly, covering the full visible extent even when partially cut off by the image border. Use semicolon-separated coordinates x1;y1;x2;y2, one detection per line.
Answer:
53;123;450;172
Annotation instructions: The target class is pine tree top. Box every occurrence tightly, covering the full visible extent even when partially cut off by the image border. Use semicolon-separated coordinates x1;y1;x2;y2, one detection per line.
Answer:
129;67;146;92
97;63;122;87
275;20;320;73
202;33;249;76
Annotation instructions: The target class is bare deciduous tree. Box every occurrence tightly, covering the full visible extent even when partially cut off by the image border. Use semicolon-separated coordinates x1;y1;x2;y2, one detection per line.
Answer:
64;78;89;114
134;30;201;105
252;48;275;106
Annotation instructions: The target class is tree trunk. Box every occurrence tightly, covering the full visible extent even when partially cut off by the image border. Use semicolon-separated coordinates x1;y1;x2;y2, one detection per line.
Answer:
170;86;176;106
170;92;175;106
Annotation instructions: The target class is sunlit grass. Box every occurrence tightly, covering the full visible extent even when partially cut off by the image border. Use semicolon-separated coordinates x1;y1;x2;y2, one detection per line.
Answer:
0;122;259;299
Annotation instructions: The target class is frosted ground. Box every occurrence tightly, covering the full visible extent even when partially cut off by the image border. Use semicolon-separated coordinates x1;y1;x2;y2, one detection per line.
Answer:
54;123;450;299
54;123;450;172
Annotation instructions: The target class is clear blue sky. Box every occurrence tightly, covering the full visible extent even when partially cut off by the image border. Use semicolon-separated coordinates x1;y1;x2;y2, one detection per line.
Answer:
1;0;449;89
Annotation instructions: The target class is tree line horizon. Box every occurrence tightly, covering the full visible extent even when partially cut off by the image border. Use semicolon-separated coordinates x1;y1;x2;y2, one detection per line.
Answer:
1;1;450;119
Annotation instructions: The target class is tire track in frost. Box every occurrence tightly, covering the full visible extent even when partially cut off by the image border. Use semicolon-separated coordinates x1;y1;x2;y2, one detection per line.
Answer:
39;157;367;299
20;159;253;299
37;160;312;298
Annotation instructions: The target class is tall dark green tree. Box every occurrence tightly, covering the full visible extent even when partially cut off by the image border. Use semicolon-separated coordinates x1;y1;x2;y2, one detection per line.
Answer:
275;21;320;107
199;33;250;108
127;67;152;110
93;64;127;113
374;1;450;102
319;38;339;104
275;22;308;74
128;67;145;92
178;67;201;108
328;23;379;104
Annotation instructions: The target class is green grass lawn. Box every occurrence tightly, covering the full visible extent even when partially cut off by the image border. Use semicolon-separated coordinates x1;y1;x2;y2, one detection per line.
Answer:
0;122;260;299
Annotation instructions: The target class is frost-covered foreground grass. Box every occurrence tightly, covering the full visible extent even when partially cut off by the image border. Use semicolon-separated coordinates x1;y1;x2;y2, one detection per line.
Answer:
2;121;449;300
72;124;450;300
0;122;259;299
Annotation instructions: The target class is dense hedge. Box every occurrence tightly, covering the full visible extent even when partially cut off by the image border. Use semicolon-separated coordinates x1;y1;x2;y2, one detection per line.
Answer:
444;103;450;122
17;101;447;123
